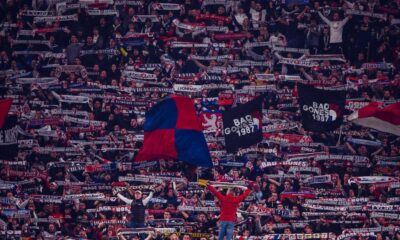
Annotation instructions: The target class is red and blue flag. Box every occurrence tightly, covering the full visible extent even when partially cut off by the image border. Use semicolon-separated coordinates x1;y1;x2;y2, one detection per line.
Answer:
136;95;212;167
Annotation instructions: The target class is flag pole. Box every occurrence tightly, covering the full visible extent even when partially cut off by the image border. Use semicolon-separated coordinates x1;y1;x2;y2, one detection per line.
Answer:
336;125;343;146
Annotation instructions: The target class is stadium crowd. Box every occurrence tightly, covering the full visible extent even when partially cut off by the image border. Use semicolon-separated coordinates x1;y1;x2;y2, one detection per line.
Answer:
0;0;400;239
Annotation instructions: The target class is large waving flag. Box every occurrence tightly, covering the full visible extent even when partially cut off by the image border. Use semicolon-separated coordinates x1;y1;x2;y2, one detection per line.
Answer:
0;98;12;129
0;98;18;159
136;95;212;167
348;102;400;136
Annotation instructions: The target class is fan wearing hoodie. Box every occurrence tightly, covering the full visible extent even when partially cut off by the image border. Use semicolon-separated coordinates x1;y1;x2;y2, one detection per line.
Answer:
206;182;253;240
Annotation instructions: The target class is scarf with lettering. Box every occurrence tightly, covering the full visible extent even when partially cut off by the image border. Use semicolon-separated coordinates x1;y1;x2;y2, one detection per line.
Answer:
34;14;78;23
189;54;231;61
118;175;186;183
7;168;47;180
278;58;318;67
361;62;394;70
20;10;51;17
87;9;119;16
348;176;397;185
273;46;310;54
152;3;182;11
62;116;104;126
177;206;220;212
345;9;387;20
214;32;249;41
55;65;88;78
196;14;231;24
114;0;142;6
305;54;346;62
231;60;272;68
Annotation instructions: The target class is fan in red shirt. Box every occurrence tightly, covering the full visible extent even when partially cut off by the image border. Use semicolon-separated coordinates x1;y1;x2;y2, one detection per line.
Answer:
205;182;254;240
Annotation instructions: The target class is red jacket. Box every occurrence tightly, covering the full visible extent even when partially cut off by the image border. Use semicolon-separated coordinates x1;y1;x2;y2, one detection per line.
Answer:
208;185;252;222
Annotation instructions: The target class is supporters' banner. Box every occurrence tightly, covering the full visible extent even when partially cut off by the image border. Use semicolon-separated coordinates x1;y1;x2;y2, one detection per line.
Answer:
298;84;346;132
0;114;18;160
348;102;400;136
222;96;263;153
136;96;212;167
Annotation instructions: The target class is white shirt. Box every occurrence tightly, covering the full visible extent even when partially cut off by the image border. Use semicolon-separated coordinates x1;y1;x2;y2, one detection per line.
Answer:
318;12;350;44
235;13;248;26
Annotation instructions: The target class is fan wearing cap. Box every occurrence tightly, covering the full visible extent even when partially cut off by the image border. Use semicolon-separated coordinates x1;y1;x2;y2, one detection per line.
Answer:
117;187;154;228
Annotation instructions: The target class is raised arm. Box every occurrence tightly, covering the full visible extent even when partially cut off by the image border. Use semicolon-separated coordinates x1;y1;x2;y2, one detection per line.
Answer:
207;185;225;201
318;11;331;25
142;191;154;206
117;193;133;205
340;16;350;27
17;198;30;209
192;58;208;71
236;188;252;202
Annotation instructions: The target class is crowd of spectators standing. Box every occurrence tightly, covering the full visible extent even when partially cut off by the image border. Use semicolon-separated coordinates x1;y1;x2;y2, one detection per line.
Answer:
0;0;400;239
